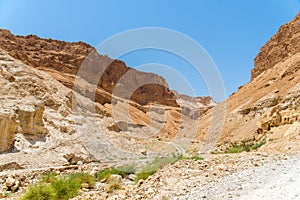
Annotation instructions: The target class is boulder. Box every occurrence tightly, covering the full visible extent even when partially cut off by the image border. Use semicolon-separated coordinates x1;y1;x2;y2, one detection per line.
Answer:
17;102;48;137
5;177;15;187
109;174;123;184
128;174;136;181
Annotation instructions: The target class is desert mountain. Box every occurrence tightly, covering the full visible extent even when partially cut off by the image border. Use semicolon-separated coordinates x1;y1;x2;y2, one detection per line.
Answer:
0;10;299;200
196;12;300;154
0;29;178;107
0;28;216;170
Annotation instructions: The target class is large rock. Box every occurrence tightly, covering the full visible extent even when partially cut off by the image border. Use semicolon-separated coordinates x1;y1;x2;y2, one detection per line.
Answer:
0;112;18;152
16;101;48;137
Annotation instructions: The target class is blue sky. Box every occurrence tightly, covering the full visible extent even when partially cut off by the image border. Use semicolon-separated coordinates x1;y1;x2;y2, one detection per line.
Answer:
0;0;299;101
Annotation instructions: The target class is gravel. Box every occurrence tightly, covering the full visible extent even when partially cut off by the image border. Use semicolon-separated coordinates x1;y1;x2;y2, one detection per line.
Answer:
184;155;300;200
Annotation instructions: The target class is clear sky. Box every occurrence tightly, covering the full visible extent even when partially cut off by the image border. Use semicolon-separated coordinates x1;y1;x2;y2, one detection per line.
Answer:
0;0;299;101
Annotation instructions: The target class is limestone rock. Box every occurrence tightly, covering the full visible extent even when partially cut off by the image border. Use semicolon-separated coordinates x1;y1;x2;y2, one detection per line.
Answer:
0;112;18;152
0;162;22;171
5;177;15;187
128;174;136;181
109;174;123;183
252;12;300;80
17;101;48;137
81;183;90;189
63;153;85;165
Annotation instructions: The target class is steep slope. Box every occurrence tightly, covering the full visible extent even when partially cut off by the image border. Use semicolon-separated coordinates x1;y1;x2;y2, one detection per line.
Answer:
0;48;211;170
195;12;300;154
0;29;178;107
252;13;300;80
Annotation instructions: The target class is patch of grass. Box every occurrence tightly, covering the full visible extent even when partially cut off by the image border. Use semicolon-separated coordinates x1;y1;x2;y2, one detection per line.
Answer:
20;184;56;200
225;145;244;153
21;172;96;200
180;155;204;161
135;153;182;182
115;163;136;176
41;172;57;183
105;176;123;193
135;166;157;182
225;140;266;154
97;168;125;180
211;151;221;154
4;191;13;197
97;163;136;180
51;178;81;200
68;172;96;188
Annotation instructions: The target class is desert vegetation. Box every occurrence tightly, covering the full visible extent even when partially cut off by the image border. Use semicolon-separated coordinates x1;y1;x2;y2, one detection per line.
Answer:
225;140;266;154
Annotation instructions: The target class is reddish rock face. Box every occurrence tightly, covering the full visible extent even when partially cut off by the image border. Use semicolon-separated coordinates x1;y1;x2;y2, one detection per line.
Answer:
0;29;178;107
252;12;300;80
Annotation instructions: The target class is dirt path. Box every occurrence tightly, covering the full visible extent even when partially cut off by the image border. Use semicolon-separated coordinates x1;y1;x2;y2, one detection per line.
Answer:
184;155;300;200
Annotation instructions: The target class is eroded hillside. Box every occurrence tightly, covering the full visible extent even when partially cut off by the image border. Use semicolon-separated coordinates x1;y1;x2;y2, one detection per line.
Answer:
194;12;300;154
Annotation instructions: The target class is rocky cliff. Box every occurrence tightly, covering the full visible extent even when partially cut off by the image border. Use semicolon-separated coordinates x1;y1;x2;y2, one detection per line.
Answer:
195;12;300;154
0;29;178;107
173;91;216;119
251;13;300;80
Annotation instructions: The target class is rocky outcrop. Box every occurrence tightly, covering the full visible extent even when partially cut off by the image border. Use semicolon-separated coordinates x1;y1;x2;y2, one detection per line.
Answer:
174;92;217;119
251;12;300;80
0;29;178;107
0;50;53;152
16;101;48;138
0;112;18;152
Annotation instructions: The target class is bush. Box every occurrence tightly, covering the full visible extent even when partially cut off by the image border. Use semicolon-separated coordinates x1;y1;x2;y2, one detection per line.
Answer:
135;168;157;181
115;163;136;175
97;168;122;180
51;178;81;200
180;155;204;161
20;184;56;200
135;154;182;182
225;140;266;154
68;172;96;187
225;145;244;153
105;175;123;193
21;172;95;200
97;163;136;180
41;172;57;183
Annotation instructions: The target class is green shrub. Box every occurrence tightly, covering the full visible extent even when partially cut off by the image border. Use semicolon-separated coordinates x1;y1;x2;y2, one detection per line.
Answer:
68;172;96;187
97;163;136;180
21;172;95;200
97;168;122;180
135;154;182;182
250;140;266;150
180;155;204;161
20;184;56;200
4;191;13;197
105;176;123;193
225;140;266;154
115;163;136;176
41;172;57;183
51;178;81;200
135;168;157;181
225;145;244;153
